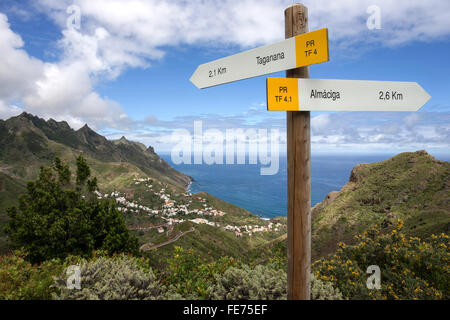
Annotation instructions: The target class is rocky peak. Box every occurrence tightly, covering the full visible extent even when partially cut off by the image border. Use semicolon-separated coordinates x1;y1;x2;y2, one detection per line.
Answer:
78;123;92;132
76;123;108;146
113;136;148;152
17;111;34;119
349;164;366;184
47;118;72;132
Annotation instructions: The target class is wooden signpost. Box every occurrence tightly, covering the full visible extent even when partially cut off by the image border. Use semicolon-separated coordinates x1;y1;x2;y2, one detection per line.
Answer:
284;4;310;300
190;3;430;300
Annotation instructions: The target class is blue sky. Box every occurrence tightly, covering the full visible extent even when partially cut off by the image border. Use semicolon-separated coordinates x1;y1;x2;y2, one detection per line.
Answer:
0;0;449;156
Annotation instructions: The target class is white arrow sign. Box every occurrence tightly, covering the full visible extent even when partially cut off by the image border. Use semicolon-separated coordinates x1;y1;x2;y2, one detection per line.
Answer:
190;29;329;89
267;78;431;111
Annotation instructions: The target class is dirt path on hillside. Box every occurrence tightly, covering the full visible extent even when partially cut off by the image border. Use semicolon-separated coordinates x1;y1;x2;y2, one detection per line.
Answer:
140;227;195;251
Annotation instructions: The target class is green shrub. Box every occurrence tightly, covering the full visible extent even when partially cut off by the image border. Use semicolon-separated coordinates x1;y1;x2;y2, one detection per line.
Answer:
5;156;138;263
267;241;287;270
208;264;287;300
208;264;342;300
53;254;179;300
311;274;344;300
163;246;238;299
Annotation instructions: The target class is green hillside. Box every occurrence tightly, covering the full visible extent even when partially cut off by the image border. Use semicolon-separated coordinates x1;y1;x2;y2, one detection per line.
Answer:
0;113;287;259
312;150;450;260
2;112;447;269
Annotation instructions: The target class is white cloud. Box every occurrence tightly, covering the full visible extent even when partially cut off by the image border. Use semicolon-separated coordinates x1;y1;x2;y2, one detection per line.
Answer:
404;113;421;128
0;13;130;130
36;0;450;50
306;0;450;46
21;60;127;129
311;114;331;134
37;0;285;48
0;101;22;119
0;13;44;101
1;0;450;147
99;108;450;154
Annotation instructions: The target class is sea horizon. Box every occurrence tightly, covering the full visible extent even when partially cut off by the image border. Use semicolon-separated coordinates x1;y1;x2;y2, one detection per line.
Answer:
159;151;450;219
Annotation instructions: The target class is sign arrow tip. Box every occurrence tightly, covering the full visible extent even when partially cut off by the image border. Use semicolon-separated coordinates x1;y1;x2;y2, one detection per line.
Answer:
189;67;201;89
416;83;431;109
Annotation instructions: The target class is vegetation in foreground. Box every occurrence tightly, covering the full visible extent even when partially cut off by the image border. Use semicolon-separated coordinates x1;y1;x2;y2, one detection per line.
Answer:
1;220;448;300
0;247;343;300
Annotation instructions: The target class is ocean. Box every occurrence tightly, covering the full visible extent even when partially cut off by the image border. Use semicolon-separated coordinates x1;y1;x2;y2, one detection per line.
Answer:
160;153;448;219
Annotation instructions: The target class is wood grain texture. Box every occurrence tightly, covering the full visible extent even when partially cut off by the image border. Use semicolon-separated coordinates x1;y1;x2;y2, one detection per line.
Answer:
285;3;311;300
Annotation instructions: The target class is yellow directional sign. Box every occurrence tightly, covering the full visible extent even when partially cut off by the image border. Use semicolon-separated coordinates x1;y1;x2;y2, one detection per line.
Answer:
266;78;299;111
267;78;431;112
295;28;329;68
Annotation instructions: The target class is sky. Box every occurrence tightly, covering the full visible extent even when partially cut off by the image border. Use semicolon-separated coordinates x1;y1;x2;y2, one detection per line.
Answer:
0;0;449;157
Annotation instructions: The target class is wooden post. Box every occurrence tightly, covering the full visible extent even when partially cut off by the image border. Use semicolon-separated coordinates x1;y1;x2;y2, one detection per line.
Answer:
285;4;311;300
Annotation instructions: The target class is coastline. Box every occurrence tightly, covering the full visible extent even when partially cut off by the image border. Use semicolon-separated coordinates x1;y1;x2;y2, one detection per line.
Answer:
186;180;193;195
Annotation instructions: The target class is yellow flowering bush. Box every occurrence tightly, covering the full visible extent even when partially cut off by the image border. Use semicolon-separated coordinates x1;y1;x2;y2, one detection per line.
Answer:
313;220;449;300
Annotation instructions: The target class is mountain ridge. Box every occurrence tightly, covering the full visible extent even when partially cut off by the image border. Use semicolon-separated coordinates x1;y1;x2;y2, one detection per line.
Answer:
0;112;191;187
